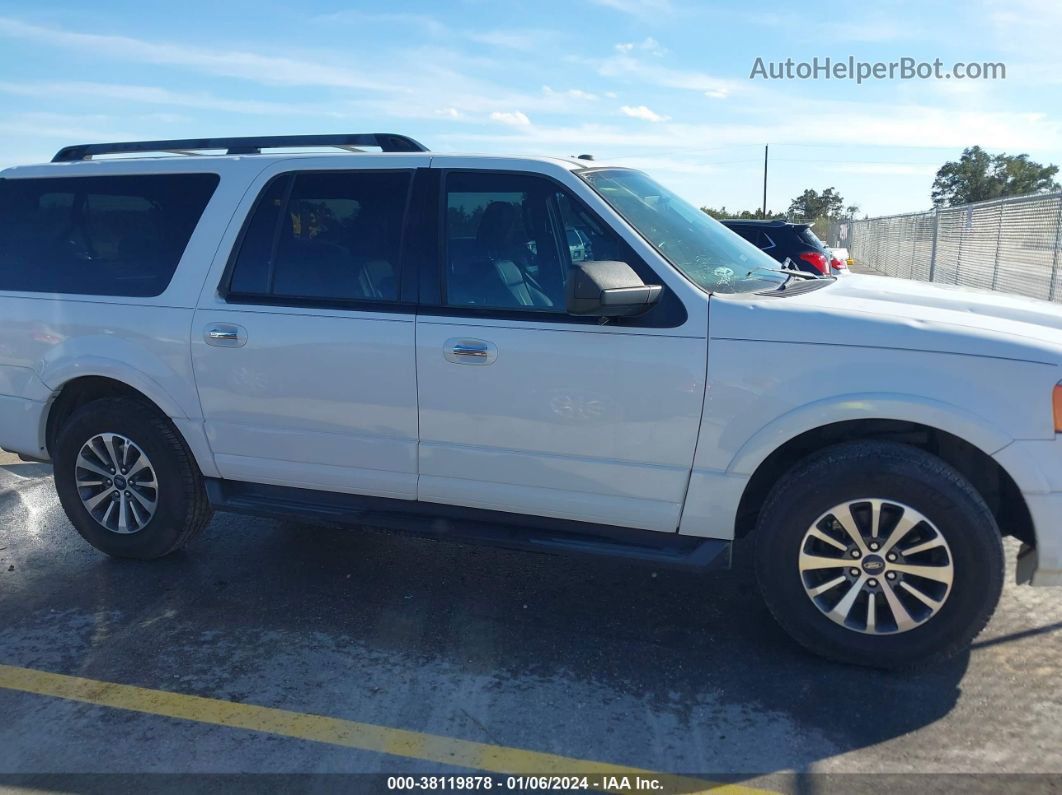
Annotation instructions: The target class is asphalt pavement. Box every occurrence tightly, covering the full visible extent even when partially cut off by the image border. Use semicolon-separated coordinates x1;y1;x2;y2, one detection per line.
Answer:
1;449;1060;793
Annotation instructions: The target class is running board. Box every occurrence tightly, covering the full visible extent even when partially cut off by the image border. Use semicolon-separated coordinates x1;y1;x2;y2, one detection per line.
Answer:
205;479;730;571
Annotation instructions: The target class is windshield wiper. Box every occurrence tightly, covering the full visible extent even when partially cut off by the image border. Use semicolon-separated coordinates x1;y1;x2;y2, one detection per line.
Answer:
742;266;818;287
779;257;822;280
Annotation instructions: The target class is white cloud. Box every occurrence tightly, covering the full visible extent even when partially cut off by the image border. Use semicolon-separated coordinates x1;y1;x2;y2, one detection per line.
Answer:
599;156;722;178
704;88;729;99
830;163;939;176
620;105;670;122
594;50;740;99
490;110;532;126
0;112;137;142
467;29;560;51
435;107;462;119
0;80;331;116
614;37;665;56
590;0;673;18
983;0;1062;78
436;102;1062;154
0;17;604;130
749;10;919;42
985;0;1062;45
824;20;916;42
0;17;399;92
310;10;448;36
543;85;598;101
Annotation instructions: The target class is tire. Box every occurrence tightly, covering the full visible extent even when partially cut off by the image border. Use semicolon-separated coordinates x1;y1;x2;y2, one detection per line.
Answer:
754;440;1004;669
53;397;212;559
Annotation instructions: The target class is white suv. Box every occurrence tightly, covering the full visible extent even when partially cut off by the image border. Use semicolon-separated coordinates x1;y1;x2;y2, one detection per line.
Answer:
1;133;1059;668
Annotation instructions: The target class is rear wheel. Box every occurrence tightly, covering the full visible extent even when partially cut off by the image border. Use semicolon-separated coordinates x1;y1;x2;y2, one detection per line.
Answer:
754;440;1004;668
53;397;212;559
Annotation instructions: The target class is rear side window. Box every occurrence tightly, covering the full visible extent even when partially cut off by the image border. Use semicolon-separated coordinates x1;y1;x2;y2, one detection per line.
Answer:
727;227;774;250
799;226;826;249
747;230;776;250
227;170;412;303
0;174;218;297
728;226;755;244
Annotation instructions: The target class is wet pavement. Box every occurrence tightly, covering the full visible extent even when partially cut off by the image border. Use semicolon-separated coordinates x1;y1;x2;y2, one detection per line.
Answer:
0;450;1060;791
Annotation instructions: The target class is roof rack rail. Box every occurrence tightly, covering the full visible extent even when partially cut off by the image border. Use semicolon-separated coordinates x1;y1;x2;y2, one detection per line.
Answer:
52;133;429;162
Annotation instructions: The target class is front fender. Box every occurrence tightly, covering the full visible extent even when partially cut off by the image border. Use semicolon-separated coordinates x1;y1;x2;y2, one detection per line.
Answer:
679;392;1016;540
725;392;1014;477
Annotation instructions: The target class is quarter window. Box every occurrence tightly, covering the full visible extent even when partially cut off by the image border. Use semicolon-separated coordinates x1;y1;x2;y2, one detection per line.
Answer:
227;170;411;303
0;174;218;297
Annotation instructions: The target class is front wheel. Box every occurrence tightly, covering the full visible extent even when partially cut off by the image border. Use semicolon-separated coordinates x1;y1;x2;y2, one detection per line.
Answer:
754;440;1004;669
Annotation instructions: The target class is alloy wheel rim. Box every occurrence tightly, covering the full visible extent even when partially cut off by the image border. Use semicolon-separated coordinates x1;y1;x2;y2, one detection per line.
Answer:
74;433;158;535
798;498;954;635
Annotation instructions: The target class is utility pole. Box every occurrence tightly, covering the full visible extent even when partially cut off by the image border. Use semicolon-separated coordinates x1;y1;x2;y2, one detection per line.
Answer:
761;144;768;219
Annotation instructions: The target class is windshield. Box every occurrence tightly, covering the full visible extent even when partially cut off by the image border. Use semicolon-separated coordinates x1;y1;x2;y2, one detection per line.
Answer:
579;168;787;294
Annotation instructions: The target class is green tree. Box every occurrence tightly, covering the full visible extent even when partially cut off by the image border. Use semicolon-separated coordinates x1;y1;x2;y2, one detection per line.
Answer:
787;187;845;221
931;146;1060;207
700;205;784;220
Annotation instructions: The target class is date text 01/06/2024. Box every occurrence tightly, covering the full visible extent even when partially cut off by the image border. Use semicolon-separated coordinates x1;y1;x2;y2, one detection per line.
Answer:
386;775;668;790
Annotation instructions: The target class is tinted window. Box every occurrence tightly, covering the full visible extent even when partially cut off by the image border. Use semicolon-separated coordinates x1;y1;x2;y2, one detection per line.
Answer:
554;189;675;294
729;228;775;250
0;174;218;297
799;226;826;249
228;170;410;303
555;191;630;266
728;226;756;244
229;176;287;295
445;173;565;311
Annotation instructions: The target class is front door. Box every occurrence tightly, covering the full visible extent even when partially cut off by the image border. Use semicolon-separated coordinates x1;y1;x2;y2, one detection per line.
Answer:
415;168;707;532
192;164;423;500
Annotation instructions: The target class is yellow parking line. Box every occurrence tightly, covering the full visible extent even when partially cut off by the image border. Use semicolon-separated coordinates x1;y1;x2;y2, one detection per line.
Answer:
0;663;773;794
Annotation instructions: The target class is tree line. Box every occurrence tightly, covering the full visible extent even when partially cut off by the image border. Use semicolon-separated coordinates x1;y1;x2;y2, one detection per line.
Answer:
700;146;1060;224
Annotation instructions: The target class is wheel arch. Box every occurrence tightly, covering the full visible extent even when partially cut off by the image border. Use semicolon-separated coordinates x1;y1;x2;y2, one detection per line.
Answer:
733;418;1035;550
45;375;176;454
42;374;219;478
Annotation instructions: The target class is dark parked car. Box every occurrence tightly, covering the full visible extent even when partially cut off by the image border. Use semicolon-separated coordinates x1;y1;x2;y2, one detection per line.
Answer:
721;219;840;276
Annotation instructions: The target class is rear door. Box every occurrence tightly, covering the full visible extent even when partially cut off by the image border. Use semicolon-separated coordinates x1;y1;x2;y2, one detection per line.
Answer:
191;157;427;499
414;164;708;532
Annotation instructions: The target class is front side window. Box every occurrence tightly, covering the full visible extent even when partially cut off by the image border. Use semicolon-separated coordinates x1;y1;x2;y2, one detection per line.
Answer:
554;191;632;267
0;173;218;297
580;169;787;294
228;170;411;303
444;172;566;311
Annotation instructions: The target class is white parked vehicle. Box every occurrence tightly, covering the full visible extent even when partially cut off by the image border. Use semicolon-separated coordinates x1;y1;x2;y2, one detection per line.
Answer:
1;133;1059;669
827;246;852;275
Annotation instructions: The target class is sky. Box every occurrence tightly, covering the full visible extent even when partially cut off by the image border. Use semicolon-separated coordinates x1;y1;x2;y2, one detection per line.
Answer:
1;0;1060;217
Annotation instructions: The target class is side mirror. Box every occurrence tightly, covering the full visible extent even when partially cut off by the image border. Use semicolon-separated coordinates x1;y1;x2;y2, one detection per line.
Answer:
566;260;662;317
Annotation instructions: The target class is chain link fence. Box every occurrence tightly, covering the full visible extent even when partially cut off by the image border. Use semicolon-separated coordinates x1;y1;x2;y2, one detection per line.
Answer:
828;192;1062;301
